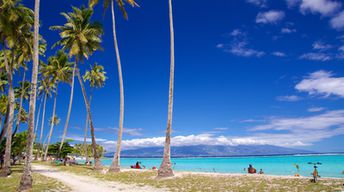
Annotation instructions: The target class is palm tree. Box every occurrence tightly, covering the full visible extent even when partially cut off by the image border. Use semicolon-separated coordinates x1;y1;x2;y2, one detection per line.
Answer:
41;51;73;160
89;0;137;172
12;80;30;136
0;0;34;176
83;63;106;164
36;75;55;160
0;94;8;138
158;0;175;178
50;7;103;170
43;115;60;160
19;0;40;187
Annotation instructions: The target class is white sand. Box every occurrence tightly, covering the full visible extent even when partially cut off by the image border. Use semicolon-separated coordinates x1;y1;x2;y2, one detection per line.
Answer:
32;164;168;192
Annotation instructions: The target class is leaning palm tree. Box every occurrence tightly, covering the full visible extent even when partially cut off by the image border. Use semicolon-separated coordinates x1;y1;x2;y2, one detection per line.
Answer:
41;51;73;160
89;0;138;172
158;0;176;178
43;115;60;160
83;63;106;164
19;0;40;186
50;7;103;170
12;80;30;136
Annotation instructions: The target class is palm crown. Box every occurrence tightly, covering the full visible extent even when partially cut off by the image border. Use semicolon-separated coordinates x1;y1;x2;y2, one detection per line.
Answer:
50;7;103;61
83;63;107;88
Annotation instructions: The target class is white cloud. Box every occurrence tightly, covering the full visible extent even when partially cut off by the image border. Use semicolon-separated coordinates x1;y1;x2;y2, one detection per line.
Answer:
216;43;224;48
213;127;228;131
246;0;268;8
312;41;333;50
296;70;344;97
330;11;344;30
220;29;265;58
276;95;302;101
286;0;301;8
281;27;297;34
272;51;287;57
308;107;326;112
256;10;285;24
300;52;332;61
229;41;265;57
300;0;341;16
95;127;143;136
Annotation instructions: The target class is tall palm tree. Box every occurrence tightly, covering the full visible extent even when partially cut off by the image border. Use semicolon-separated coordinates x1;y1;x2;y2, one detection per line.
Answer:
158;0;175;178
19;0;40;186
89;0;137;172
83;63;106;164
12;80;30;136
0;0;34;176
43;115;60;159
50;7;103;170
36;76;55;160
41;51;72;160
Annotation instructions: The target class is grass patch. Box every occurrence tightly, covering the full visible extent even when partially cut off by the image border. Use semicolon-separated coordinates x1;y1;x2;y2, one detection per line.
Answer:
0;164;70;192
37;161;344;192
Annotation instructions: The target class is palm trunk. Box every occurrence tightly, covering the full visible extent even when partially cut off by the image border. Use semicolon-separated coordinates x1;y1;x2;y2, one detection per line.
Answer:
0;55;15;177
19;0;40;188
158;0;175;178
0;104;9;142
34;96;43;160
12;70;26;137
59;62;76;153
109;0;125;173
76;62;101;170
38;93;47;160
43;90;57;161
83;92;93;165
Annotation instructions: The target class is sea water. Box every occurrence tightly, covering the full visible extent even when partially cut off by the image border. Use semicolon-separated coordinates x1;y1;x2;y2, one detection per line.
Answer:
98;154;344;178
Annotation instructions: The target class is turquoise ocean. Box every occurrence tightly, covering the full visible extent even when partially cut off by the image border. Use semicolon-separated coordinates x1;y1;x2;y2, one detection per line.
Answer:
98;154;344;178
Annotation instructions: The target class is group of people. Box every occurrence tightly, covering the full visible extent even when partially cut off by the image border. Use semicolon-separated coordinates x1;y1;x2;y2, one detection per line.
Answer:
246;164;264;174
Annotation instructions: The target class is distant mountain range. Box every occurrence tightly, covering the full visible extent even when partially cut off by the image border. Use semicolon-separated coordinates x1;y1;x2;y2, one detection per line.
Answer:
104;145;312;158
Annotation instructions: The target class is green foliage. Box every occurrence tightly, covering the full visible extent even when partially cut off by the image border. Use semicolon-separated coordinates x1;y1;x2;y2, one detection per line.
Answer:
83;63;107;88
73;143;105;158
47;142;73;158
11;131;27;158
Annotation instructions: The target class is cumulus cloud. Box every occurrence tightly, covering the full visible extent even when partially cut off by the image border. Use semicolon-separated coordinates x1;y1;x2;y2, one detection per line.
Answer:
286;0;301;8
246;0;268;8
308;107;326;112
300;0;341;16
276;95;302;101
330;11;344;30
256;10;285;24
272;51;287;57
296;70;344;97
300;52;332;61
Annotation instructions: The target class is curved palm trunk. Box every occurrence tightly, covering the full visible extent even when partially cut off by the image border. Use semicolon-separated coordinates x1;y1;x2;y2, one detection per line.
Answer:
109;0;125;172
76;64;101;170
19;0;40;188
0;56;15;177
38;93;47;160
83;93;93;165
34;96;43;160
158;0;175;178
59;62;76;153
43;90;58;161
12;70;26;137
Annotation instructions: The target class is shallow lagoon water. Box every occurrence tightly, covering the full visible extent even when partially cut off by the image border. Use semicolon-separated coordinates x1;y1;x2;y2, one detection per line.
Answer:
96;155;344;178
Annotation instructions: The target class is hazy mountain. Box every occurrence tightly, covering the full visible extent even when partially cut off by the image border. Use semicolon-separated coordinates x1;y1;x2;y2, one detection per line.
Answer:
104;145;312;157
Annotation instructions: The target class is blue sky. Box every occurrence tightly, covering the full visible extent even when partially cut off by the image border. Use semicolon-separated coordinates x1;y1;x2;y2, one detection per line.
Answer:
19;0;344;152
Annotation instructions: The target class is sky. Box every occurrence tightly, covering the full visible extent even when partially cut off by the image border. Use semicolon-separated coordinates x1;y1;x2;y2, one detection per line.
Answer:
18;0;344;153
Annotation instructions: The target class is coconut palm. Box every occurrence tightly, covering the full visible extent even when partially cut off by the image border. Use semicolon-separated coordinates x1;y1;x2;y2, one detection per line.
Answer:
12;80;30;136
82;63;106;164
158;0;176;178
0;0;34;176
0;94;8;137
50;7;103;170
19;0;40;187
89;0;138;172
41;51;73;160
43;115;60;159
36;75;55;160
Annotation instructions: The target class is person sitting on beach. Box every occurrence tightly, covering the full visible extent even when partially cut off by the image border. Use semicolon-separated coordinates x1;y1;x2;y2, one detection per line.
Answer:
259;169;264;174
248;164;256;174
130;161;142;169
